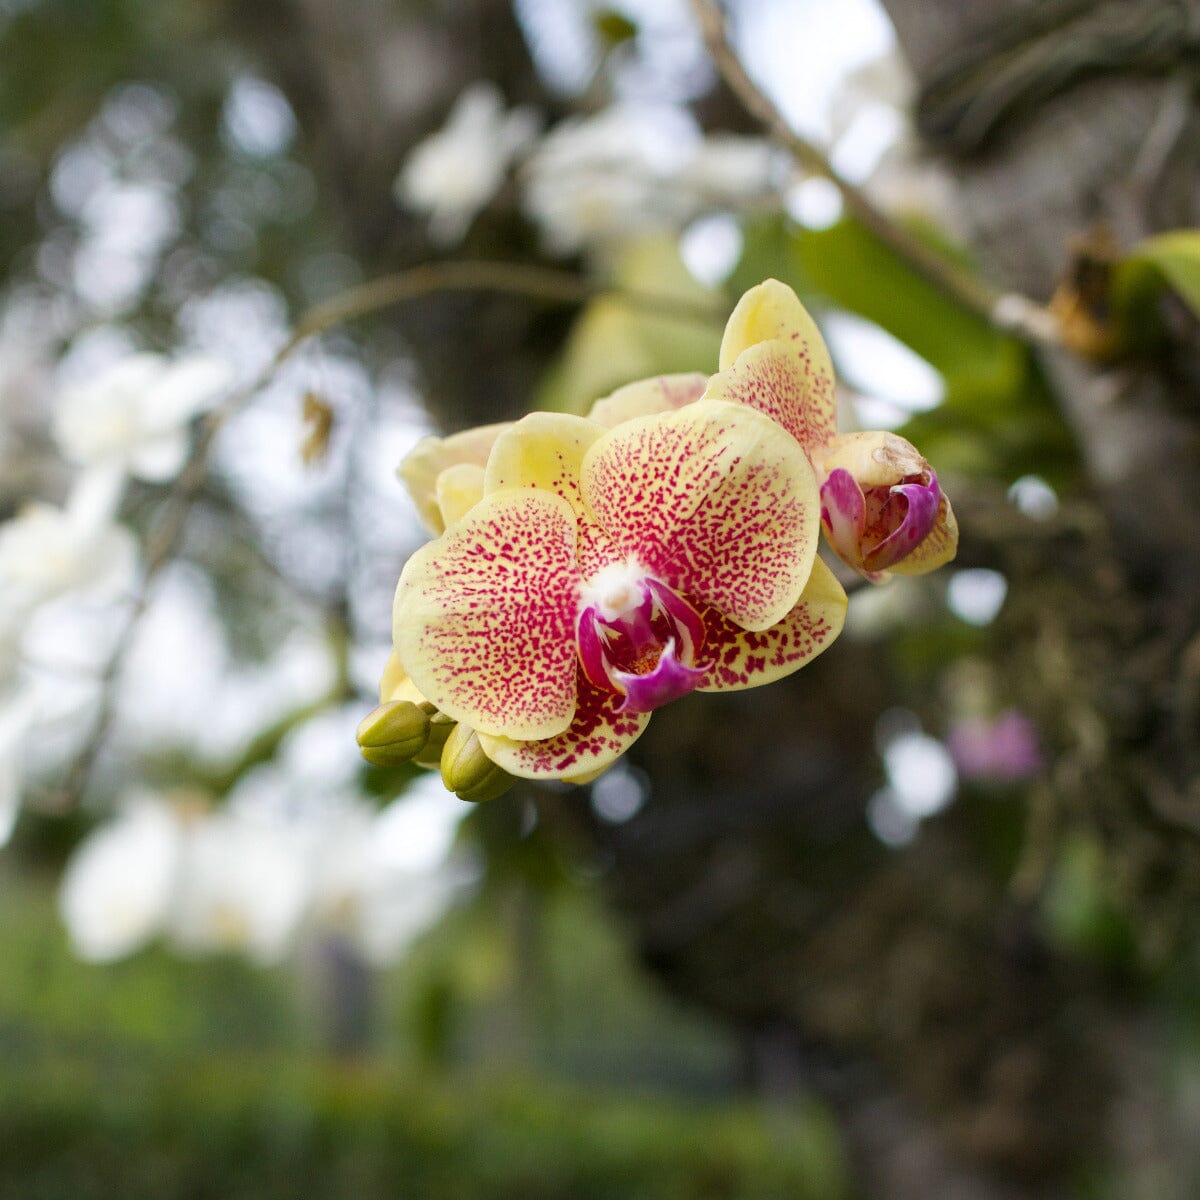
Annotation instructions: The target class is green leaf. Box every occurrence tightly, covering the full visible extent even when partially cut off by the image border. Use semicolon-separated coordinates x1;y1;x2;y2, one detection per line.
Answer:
1125;229;1200;317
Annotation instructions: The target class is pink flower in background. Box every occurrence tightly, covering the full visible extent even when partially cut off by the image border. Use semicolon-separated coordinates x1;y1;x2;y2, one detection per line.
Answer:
947;710;1042;782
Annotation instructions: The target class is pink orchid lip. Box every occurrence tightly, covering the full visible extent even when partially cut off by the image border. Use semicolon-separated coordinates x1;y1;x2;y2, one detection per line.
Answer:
863;470;941;571
820;467;941;573
576;570;708;714
610;637;708;714
819;468;865;565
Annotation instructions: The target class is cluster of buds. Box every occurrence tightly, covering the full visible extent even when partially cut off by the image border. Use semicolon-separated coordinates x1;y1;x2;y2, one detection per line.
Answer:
357;691;516;804
360;280;958;794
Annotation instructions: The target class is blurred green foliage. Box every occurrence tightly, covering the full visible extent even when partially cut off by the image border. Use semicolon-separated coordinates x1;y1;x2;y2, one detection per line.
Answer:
0;867;849;1198
1123;230;1200;319
3;1064;847;1200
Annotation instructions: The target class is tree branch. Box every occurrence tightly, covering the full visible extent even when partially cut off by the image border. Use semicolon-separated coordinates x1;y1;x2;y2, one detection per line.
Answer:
689;0;1062;345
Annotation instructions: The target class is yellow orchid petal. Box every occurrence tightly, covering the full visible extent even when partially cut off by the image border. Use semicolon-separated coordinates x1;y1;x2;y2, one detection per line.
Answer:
477;674;649;781
394;488;581;740
715;279;836;449
378;648;427;705
483;412;606;511
585;373;707;428
581;399;819;633
697;554;846;692
887;494;959;576
434;462;485;528
483;411;620;578
399;420;513;535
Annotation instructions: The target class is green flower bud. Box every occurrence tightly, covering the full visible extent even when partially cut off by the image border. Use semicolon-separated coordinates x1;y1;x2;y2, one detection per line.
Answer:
413;708;456;768
440;723;516;803
356;700;430;767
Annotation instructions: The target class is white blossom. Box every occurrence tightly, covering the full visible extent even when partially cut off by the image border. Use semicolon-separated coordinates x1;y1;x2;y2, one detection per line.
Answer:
522;104;701;255
0;692;36;849
522;106;785;256
0;481;138;617
169;807;312;965
395;83;538;245
309;789;473;965
675;135;784;208
54;351;231;483
58;798;184;961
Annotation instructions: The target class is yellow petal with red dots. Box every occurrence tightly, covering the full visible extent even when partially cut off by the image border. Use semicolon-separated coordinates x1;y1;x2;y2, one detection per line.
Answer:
478;673;650;780
715;279;836;449
697;554;846;692
581;399;819;633
394;488;582;740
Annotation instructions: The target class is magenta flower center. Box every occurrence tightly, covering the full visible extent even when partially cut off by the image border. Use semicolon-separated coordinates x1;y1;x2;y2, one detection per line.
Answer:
575;564;707;715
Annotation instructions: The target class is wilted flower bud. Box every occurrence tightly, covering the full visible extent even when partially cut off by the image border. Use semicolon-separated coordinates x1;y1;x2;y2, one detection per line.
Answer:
440;722;516;803
812;431;957;581
356;700;431;767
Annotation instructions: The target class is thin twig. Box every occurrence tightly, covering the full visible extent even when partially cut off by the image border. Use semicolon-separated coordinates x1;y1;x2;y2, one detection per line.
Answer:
53;260;722;810
689;0;1062;346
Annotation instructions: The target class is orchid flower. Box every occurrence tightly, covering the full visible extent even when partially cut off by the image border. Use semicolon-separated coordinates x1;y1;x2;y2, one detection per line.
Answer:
701;279;957;581
0;478;138;616
58;797;184;962
392;399;846;782
395;83;539;247
398;375;711;540
598;281;957;581
53;351;231;485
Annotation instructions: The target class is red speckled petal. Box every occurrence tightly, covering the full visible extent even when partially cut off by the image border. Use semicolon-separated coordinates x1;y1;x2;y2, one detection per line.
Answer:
697;555;847;692
394;489;581;740
703;339;835;454
715;279;836;448
585;373;707;428
484;411;620;579
581;399;819;632
477;671;649;780
887;493;959;576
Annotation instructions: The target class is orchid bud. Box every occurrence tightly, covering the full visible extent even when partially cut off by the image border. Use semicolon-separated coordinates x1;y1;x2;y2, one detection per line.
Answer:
440;722;516;803
413;707;456;768
356;700;431;767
